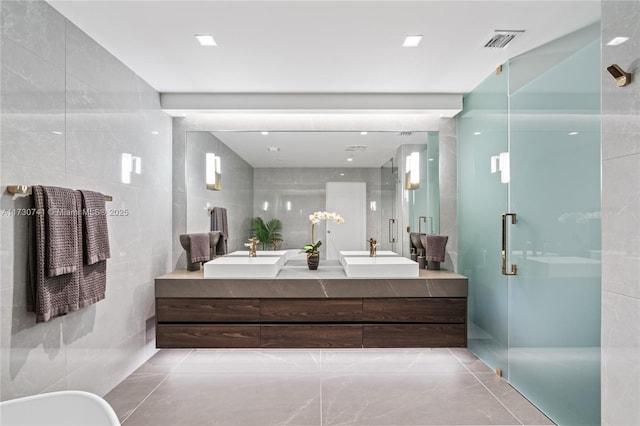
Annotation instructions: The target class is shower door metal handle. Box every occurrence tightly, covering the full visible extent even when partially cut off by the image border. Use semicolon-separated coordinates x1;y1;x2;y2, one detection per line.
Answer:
388;218;397;243
502;213;517;275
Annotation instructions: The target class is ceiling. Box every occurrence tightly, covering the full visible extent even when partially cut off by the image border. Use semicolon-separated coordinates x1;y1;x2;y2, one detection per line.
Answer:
46;0;600;167
210;131;431;168
47;1;600;94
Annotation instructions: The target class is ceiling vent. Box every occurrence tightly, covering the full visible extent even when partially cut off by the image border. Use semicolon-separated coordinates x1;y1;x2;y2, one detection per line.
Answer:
483;30;524;49
398;131;413;136
345;145;367;152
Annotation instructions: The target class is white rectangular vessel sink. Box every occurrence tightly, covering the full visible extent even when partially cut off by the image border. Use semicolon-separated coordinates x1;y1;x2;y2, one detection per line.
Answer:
338;250;399;265
343;256;419;278
225;250;289;265
204;257;282;278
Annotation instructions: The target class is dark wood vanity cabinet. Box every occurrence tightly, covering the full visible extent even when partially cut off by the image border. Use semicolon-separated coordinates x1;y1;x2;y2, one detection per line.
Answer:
156;297;466;348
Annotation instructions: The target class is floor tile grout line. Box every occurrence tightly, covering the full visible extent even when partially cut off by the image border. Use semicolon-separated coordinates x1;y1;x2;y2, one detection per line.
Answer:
120;350;194;424
120;372;170;425
447;349;525;426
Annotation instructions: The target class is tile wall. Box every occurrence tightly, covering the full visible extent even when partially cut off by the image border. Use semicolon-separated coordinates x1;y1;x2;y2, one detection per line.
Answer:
0;0;172;400
601;0;640;424
252;167;382;255
184;131;254;256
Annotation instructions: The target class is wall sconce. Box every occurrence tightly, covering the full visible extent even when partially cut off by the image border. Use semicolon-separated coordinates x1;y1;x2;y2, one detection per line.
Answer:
405;152;420;190
206;153;222;190
121;153;141;184
491;152;510;184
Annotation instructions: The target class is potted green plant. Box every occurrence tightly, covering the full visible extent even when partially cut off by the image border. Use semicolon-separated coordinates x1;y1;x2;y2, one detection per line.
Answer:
251;217;282;251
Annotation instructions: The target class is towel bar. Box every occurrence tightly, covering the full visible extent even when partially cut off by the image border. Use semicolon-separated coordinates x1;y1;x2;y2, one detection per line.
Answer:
6;185;113;202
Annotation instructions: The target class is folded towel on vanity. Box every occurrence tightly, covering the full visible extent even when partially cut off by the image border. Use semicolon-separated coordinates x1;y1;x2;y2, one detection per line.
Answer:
28;186;80;322
79;190;111;265
425;234;449;263
42;186;78;277
187;233;211;263
211;207;228;256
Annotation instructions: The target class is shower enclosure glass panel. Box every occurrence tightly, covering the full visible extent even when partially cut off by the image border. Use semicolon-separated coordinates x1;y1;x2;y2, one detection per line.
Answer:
508;33;601;426
459;23;601;426
380;158;398;252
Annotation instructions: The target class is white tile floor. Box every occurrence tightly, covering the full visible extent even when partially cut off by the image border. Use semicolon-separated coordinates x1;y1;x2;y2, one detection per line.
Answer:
105;348;554;426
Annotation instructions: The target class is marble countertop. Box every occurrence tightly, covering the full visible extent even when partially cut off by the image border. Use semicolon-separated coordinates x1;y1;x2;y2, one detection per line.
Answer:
155;260;468;299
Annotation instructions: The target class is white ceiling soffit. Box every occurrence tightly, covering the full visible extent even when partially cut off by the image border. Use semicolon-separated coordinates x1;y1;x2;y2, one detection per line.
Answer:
161;93;463;117
47;1;601;96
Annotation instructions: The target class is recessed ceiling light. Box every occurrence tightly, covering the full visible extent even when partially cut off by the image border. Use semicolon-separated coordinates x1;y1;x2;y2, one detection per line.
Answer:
360;131;368;135
195;34;217;46
340;173;345;176
607;37;629;46
569;131;579;136
151;131;159;135
267;147;280;152
261;131;269;135
51;131;63;135
474;131;482;136
347;157;354;162
402;35;423;47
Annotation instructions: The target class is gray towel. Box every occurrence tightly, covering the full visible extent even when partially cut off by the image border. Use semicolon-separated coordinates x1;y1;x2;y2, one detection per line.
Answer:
211;207;228;256
42;186;78;277
76;190;107;308
28;186;80;322
79;190;111;265
188;233;211;263
425;235;449;263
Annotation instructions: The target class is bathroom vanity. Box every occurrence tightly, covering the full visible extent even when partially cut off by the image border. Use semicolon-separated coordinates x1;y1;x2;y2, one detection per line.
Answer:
155;253;467;349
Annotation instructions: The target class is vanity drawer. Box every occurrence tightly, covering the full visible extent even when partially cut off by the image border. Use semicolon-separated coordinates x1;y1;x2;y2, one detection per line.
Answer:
363;324;466;348
156;324;260;348
156;298;260;323
261;325;362;348
260;298;362;322
363;298;466;323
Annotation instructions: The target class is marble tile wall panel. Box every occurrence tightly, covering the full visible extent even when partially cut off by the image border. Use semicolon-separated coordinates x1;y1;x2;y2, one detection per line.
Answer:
439;118;458;271
253;167;382;256
0;0;172;401
601;1;640;424
185;131;254;258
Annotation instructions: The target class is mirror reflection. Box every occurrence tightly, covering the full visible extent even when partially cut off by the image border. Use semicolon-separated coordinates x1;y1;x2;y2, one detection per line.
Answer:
185;131;439;258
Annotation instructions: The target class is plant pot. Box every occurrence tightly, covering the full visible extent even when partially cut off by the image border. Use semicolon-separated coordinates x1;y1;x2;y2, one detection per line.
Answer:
307;253;320;270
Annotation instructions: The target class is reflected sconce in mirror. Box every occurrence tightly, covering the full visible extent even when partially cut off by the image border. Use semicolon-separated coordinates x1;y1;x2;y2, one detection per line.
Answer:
491;152;510;184
405;152;420;190
206;153;222;190
121;153;142;184
606;64;631;87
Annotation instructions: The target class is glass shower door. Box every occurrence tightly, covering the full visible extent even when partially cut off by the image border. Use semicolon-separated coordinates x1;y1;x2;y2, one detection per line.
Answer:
507;30;601;425
458;64;510;377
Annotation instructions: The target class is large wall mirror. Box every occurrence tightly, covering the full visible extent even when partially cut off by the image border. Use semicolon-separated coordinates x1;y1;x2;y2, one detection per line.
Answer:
185;130;440;257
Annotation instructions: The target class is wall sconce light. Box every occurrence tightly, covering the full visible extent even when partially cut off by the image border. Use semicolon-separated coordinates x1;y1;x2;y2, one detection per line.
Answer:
405;152;420;190
606;64;631;87
121;153;141;184
491;152;510;184
206;153;222;190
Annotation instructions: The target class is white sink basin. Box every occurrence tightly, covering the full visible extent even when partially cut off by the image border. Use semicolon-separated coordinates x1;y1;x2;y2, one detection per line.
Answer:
225;250;289;265
204;257;282;278
342;256;419;278
338;250;399;265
